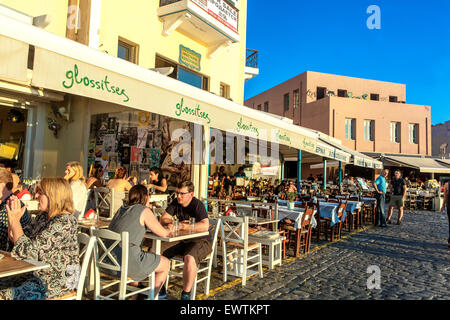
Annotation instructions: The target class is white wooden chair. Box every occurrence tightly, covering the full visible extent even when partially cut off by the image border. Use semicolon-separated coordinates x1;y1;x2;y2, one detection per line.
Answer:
164;218;225;299
50;233;96;300
92;229;154;300
220;215;263;286
94;187;116;220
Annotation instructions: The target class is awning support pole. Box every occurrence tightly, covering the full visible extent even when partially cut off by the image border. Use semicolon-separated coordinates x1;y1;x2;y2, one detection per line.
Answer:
297;150;302;196
323;158;327;190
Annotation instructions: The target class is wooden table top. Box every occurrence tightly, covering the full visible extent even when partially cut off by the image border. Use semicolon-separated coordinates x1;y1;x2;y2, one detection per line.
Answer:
144;230;209;242
0;251;50;279
78;219;111;229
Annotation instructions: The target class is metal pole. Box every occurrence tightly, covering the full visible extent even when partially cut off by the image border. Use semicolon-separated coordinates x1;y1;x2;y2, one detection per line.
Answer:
338;161;342;185
323;158;327;190
297;150;302;196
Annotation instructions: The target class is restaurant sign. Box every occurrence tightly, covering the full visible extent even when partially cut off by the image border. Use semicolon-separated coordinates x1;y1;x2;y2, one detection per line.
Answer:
190;0;239;33
179;45;201;72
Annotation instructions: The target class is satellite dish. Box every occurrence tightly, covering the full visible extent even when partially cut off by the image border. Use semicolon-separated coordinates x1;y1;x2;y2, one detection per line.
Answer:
150;67;174;76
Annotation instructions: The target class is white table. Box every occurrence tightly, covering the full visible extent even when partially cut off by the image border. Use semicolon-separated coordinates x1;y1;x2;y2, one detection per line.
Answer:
0;251;50;279
144;229;209;299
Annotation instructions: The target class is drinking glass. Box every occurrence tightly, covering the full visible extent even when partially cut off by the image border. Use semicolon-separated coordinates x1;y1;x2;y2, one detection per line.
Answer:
190;217;196;233
173;220;179;235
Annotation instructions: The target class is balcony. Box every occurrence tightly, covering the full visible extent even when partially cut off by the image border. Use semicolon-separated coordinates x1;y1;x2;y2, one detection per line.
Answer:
244;48;259;81
158;0;240;57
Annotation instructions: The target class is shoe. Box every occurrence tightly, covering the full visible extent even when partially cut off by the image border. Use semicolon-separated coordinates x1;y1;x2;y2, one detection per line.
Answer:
158;285;167;300
387;220;392;224
180;291;191;300
380;224;387;228
397;220;402;225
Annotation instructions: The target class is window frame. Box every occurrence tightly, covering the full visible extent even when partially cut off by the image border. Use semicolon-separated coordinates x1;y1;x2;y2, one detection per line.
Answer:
118;37;139;64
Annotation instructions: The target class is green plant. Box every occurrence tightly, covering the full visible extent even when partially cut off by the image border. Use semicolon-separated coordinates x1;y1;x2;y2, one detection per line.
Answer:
286;192;296;202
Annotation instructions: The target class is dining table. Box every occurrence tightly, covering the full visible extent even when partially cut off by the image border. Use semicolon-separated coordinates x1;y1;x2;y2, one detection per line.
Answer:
144;229;209;300
0;250;50;279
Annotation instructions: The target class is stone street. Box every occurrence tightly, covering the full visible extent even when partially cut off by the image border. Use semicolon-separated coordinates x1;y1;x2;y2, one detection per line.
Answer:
167;209;449;300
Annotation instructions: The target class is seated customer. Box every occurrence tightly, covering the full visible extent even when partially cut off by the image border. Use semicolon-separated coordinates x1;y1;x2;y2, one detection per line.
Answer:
0;168;31;252
0;160;21;194
107;185;170;297
0;178;80;300
64;161;88;220
106;166;136;215
159;181;211;300
147;167;168;194
86;163;105;189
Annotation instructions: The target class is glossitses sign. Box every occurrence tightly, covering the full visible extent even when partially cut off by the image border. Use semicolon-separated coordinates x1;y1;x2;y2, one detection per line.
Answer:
190;0;239;33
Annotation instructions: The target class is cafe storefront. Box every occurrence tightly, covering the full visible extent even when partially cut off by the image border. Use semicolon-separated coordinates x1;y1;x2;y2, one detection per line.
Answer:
1;14;352;198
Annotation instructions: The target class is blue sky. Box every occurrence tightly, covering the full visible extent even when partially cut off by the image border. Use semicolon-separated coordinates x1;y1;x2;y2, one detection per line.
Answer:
244;0;450;125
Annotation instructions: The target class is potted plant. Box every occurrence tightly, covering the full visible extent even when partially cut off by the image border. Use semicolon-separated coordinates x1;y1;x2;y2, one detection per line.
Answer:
286;192;297;210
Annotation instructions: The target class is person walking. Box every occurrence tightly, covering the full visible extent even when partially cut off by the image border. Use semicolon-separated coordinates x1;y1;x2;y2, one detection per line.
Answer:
387;170;407;225
373;169;389;227
440;179;450;248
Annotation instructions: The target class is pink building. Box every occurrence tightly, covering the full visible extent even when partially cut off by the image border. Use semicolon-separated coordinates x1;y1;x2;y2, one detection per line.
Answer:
245;71;432;157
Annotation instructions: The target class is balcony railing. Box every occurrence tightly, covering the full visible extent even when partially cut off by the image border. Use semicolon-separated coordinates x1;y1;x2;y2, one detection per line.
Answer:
246;49;258;68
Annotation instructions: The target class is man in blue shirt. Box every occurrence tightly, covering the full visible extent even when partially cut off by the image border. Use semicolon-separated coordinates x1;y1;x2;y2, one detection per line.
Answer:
373;169;389;227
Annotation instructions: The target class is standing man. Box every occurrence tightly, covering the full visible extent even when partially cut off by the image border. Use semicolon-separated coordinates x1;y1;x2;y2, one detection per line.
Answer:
387;170;407;225
373;169;389;227
441;179;450;248
159;181;211;300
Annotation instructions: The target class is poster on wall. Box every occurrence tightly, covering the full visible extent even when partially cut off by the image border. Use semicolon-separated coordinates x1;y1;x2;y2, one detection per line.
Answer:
95;144;103;158
109;153;118;171
149;148;161;168
139;148;150;165
107;117;117;134
146;131;154;149
120;146;130;165
137;127;148;149
88;139;96;158
102;134;115;154
130;162;139;180
129;127;138;146
130;146;139;163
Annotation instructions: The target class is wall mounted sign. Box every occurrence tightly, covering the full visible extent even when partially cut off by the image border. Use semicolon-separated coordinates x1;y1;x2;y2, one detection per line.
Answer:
190;0;239;33
179;45;201;72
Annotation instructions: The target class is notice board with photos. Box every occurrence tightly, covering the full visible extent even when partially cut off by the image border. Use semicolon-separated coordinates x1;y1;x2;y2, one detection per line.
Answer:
88;111;192;187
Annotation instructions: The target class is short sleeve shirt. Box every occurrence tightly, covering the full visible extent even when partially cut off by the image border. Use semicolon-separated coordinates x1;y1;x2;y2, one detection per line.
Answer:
391;178;407;195
166;197;210;241
375;176;387;194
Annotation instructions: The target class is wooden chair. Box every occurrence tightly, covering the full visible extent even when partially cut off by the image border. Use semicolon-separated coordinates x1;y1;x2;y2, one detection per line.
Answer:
94;187;117;220
50;233;96;300
282;205;315;257
317;201;347;242
92;229;154;300
165;218;224;300
408;194;418;211
220;215;263;286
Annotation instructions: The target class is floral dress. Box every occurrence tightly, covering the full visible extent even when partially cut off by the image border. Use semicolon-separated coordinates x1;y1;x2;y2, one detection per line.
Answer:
0;212;80;300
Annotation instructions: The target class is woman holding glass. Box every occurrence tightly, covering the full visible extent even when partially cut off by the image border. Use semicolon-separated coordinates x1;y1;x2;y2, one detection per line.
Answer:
0;178;80;300
64;161;88;220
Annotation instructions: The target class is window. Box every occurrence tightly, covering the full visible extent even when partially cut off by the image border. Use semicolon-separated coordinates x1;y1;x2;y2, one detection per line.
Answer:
118;38;139;64
345;118;356;140
293;89;300;108
390;122;401;143
364;120;375;141
264;101;269;112
370;93;379;101
389;96;398;103
257;104;261;111
317;87;327;100
220;83;230;99
338;89;347;97
155;55;208;90
409;123;418;144
283;93;289;112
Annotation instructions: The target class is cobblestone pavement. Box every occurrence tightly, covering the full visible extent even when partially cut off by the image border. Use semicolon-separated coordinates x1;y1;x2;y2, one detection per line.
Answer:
165;209;449;300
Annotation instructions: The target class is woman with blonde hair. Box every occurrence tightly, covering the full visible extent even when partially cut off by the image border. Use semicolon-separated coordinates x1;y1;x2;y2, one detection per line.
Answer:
106;166;137;215
64;161;88;220
0;178;80;300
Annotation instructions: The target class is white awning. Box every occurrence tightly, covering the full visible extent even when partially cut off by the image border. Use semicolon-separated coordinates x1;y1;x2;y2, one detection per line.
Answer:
317;135;382;168
0;14;347;161
383;155;450;174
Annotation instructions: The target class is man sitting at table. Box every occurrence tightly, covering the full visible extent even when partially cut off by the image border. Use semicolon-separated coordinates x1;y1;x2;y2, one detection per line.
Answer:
0;168;31;252
159;180;211;300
